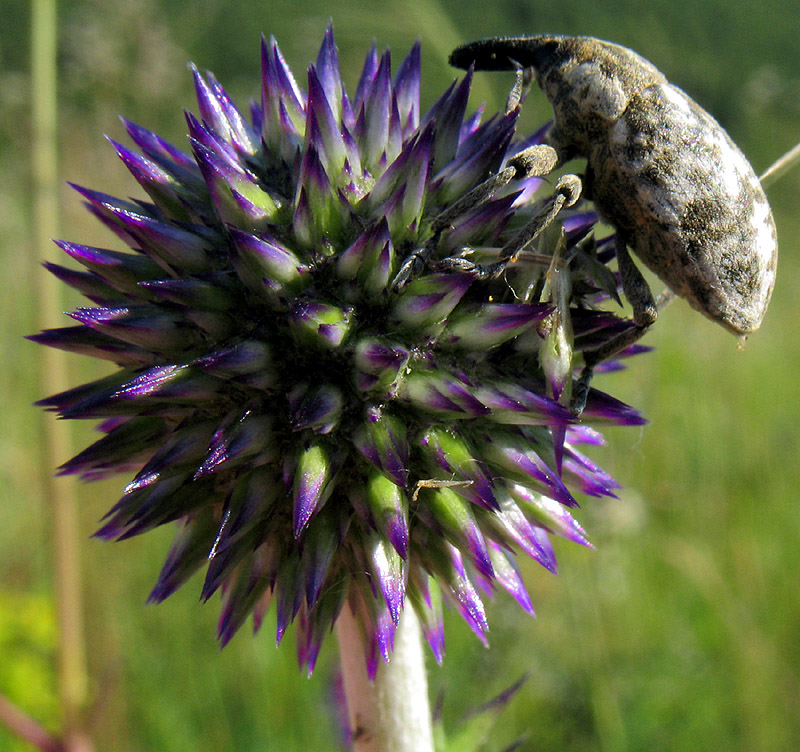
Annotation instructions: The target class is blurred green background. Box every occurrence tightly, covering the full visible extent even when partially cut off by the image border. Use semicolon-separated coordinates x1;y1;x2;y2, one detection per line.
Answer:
2;0;800;750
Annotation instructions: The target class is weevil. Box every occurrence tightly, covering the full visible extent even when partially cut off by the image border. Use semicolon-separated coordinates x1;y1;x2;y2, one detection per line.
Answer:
449;35;778;409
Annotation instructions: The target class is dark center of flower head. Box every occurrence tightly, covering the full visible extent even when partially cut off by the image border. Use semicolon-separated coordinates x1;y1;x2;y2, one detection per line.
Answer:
33;26;646;677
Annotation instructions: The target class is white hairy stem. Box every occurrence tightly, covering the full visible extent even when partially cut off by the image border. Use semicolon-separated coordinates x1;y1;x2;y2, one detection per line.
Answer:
336;606;434;752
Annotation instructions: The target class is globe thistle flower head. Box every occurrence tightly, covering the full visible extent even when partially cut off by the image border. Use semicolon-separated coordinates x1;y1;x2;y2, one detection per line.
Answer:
33;27;647;677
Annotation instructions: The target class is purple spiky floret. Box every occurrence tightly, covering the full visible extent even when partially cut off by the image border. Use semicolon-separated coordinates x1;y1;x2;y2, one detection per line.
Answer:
33;27;651;674
354;411;410;490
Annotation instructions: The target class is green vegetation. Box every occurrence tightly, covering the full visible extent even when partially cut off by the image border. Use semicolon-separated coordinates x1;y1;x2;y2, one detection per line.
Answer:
2;0;799;749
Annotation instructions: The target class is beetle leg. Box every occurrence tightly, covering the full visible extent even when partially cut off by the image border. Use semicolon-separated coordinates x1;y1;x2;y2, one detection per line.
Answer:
571;237;660;414
394;145;560;290
571;328;648;416
505;63;535;113
616;239;658;327
439;173;582;280
391;236;440;291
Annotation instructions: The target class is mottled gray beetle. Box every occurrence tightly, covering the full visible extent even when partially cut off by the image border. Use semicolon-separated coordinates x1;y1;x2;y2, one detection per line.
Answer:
450;35;778;405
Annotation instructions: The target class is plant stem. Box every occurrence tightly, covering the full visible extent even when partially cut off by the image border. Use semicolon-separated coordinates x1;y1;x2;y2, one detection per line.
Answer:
32;2;93;750
336;606;434;752
0;694;64;752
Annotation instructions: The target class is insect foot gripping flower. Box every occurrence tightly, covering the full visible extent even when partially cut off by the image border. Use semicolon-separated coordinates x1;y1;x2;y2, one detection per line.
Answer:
32;27;648;677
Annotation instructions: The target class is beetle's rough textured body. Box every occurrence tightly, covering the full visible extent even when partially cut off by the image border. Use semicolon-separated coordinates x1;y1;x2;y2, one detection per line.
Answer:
450;35;777;335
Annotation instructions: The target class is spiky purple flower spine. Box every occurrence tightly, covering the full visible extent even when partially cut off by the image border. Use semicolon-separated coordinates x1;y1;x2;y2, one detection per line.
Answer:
33;27;646;676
